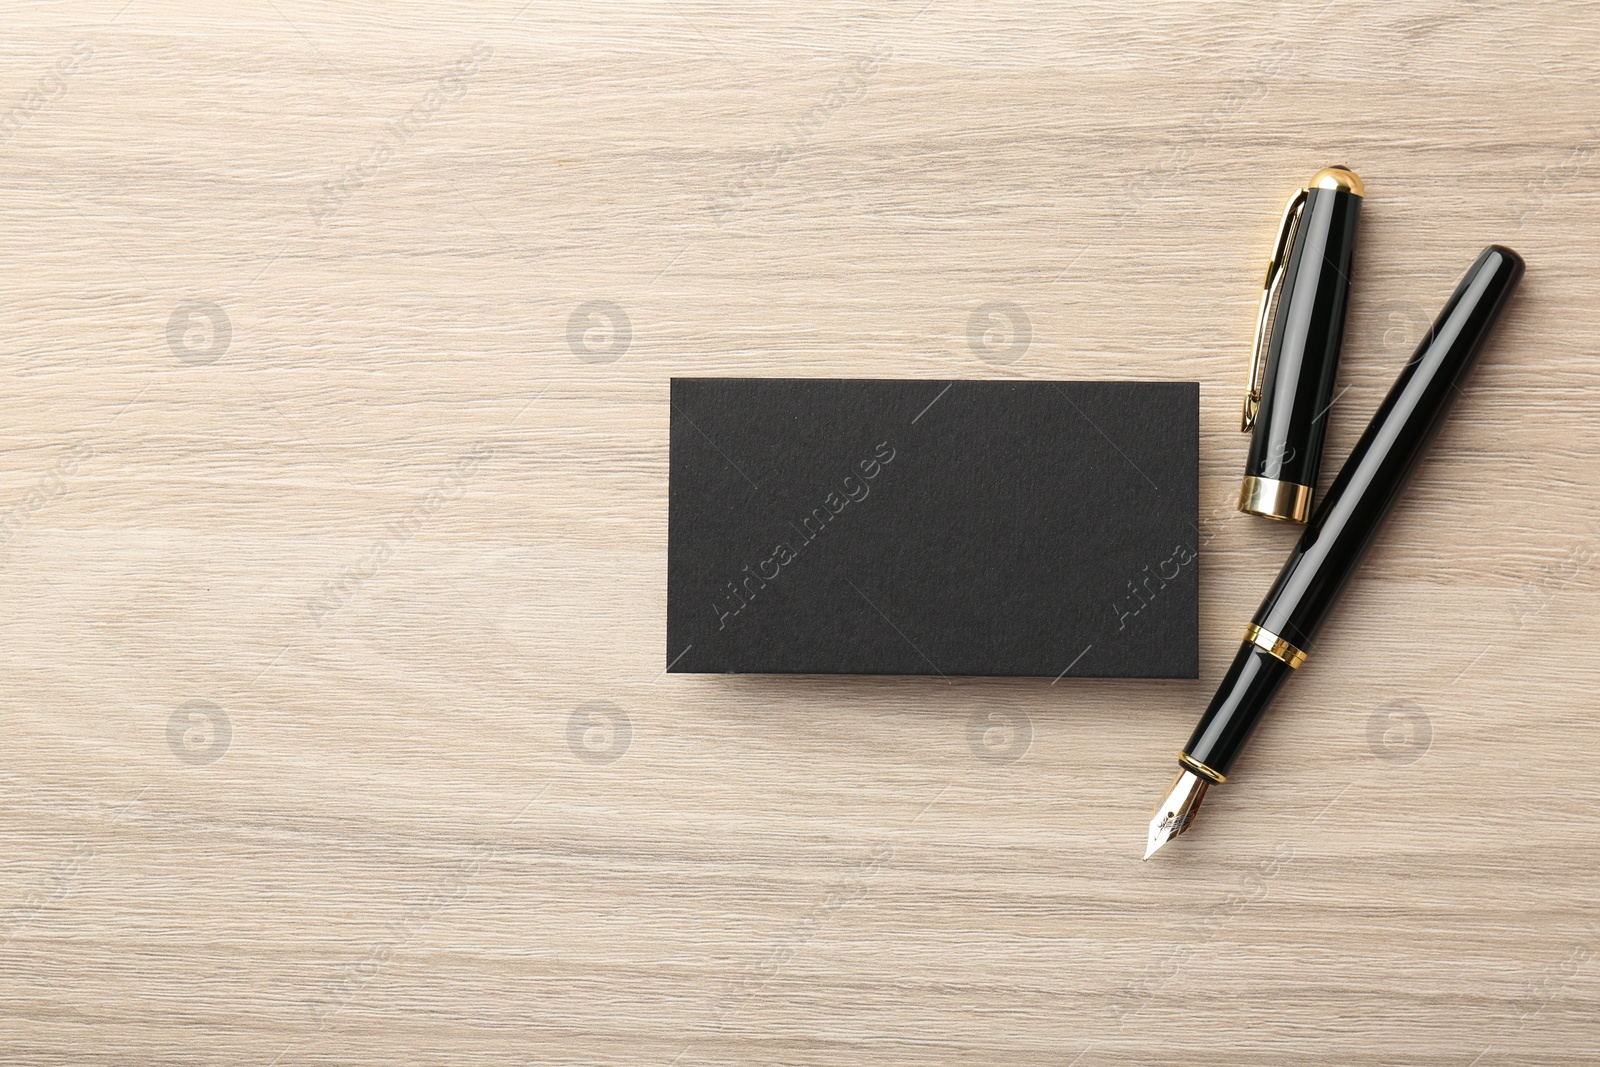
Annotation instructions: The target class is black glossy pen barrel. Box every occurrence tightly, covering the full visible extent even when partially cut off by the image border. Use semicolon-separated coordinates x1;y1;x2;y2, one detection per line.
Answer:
1183;644;1294;778
1240;168;1363;523
1256;245;1524;651
1186;245;1524;781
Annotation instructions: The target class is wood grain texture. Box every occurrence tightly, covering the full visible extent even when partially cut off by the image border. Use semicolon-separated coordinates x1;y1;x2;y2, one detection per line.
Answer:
3;1;1599;1063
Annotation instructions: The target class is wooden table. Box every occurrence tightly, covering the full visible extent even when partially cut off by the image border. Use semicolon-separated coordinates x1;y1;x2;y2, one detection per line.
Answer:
5;2;1598;1063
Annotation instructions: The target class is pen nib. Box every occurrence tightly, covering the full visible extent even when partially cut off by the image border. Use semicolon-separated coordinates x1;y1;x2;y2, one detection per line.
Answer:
1144;769;1210;860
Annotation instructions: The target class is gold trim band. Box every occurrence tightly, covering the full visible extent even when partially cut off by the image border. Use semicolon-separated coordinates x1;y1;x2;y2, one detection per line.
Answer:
1178;752;1226;784
1238;475;1313;524
1244;623;1308;669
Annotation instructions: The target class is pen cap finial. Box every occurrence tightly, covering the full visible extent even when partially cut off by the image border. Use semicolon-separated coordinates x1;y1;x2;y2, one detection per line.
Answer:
1312;166;1364;196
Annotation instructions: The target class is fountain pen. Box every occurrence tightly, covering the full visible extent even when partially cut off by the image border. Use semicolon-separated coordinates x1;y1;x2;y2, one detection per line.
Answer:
1145;245;1525;859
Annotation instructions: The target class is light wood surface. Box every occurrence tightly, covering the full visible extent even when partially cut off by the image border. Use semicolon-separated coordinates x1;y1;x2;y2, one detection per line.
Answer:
4;2;1599;1063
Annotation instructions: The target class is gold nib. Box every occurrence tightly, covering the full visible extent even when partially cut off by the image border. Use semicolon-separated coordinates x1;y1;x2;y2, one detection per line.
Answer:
1144;769;1209;860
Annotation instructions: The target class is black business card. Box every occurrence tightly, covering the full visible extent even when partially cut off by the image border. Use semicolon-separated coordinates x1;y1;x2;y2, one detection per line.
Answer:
667;378;1198;678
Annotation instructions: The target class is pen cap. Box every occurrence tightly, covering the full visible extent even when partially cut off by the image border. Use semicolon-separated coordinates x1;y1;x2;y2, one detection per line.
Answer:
1239;167;1364;523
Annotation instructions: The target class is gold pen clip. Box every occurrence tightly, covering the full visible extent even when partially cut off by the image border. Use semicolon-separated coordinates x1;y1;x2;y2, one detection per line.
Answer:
1242;187;1308;432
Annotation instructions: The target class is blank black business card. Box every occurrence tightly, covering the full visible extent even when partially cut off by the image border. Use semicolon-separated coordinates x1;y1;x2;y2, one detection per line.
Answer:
667;378;1198;678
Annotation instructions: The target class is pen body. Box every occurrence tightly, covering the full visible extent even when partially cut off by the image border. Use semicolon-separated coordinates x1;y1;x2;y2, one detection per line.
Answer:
1183;643;1294;779
1244;183;1362;495
1187;245;1524;780
1256;245;1524;650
